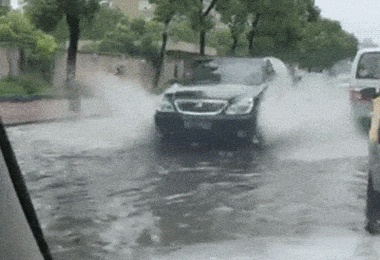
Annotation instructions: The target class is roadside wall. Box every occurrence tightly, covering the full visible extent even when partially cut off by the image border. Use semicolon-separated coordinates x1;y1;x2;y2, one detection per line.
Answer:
0;98;108;126
53;50;214;93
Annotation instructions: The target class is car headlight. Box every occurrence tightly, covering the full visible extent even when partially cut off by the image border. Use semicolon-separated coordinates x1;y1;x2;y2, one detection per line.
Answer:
157;96;175;112
225;97;254;115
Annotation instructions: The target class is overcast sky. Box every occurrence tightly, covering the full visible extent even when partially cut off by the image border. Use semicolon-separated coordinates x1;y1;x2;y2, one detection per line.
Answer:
315;0;380;44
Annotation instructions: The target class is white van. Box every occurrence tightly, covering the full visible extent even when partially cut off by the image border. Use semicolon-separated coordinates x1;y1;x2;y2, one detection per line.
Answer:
351;49;380;233
350;48;380;126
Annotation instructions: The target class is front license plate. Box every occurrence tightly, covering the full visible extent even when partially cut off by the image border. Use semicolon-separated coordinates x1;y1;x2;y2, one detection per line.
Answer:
184;120;212;130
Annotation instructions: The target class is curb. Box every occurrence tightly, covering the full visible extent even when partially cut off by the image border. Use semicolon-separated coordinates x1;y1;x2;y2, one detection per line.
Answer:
0;98;109;127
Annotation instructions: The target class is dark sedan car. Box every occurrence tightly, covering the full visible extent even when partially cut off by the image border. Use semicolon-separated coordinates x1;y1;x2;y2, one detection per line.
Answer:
154;57;289;144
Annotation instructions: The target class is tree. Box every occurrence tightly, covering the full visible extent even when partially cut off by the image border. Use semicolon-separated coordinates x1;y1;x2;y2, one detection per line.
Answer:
298;18;358;71
216;0;249;55
0;5;10;16
238;0;319;57
207;27;235;56
305;0;320;22
187;0;219;55
169;18;198;43
99;18;160;66
99;18;137;54
239;0;259;53
0;11;57;76
81;4;126;40
149;0;188;87
24;0;100;111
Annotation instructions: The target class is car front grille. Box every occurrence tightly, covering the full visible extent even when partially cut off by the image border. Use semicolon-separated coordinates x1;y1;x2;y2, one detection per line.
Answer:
174;99;228;115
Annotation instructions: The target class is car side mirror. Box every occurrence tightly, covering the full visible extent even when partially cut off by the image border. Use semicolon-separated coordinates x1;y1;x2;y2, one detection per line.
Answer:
360;87;378;98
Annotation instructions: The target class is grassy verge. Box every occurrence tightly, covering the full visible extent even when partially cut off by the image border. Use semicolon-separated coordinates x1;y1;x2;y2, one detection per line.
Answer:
0;75;58;100
0;75;99;101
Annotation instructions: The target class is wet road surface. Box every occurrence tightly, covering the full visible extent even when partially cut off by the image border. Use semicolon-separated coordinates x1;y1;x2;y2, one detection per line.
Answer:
5;74;380;259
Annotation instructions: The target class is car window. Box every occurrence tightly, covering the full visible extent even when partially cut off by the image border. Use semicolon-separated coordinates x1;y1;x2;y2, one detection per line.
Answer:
356;52;380;79
181;59;268;86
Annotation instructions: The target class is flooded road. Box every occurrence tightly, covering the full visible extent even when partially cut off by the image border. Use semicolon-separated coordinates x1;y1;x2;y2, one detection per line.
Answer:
5;74;379;259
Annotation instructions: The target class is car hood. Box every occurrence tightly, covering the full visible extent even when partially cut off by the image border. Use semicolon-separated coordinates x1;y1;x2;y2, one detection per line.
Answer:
164;83;266;100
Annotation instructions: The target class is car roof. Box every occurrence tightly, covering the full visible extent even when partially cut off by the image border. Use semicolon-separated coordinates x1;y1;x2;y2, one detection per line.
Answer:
196;57;267;65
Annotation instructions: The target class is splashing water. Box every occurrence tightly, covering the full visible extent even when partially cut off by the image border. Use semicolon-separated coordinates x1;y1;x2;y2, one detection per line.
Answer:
7;70;368;159
8;73;159;151
259;72;368;161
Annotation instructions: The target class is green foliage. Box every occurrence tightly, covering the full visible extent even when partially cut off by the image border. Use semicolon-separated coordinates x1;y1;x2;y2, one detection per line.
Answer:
0;75;52;97
24;0;102;51
34;31;58;56
80;6;126;40
216;0;249;54
130;19;147;35
169;18;198;43
24;0;64;32
0;6;10;16
0;11;57;56
147;0;357;71
25;0;101;103
305;0;321;22
297;18;358;70
186;0;219;54
150;0;219;55
18;75;44;95
250;36;276;56
47;18;69;43
23;0;360;76
0;77;27;95
145;21;164;42
53;0;100;18
207;27;234;56
0;11;57;83
24;54;55;81
99;18;138;54
0;11;35;47
99;17;160;67
149;0;187;23
253;0;305;53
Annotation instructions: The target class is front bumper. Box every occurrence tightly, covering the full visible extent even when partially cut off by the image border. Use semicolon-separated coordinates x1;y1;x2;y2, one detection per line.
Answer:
154;112;256;140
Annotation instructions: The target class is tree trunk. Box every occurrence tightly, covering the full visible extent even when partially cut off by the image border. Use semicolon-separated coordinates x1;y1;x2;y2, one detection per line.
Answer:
66;14;81;112
247;14;261;55
154;20;170;88
231;35;238;55
197;0;218;56
200;30;206;56
6;48;19;77
247;29;255;54
19;48;26;74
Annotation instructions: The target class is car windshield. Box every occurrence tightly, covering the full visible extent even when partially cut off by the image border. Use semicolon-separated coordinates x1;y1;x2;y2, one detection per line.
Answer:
181;58;274;86
357;52;380;79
